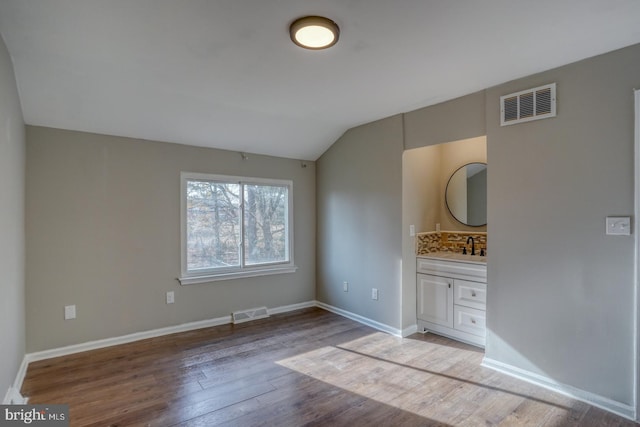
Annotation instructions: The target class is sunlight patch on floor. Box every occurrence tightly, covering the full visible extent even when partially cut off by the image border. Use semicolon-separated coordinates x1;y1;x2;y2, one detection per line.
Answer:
277;332;582;426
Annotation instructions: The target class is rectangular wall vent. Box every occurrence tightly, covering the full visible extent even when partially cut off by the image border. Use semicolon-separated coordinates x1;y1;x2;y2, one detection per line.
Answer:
232;306;269;324
500;83;556;126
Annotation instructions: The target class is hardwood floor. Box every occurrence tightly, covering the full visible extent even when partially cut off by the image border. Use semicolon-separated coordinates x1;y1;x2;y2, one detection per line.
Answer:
21;307;638;426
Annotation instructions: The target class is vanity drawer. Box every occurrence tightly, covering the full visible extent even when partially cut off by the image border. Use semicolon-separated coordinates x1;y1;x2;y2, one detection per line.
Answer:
453;305;486;337
453;280;487;310
417;257;486;282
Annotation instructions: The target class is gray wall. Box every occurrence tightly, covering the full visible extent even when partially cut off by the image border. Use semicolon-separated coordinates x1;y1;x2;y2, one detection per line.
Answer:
404;91;486;150
316;95;486;333
402;145;441;330
403;145;442;235
26;126;315;352
0;35;25;397
438;137;487;232
317;41;640;409
485;44;640;405
15;33;640;412
316;115;404;330
403;137;487;234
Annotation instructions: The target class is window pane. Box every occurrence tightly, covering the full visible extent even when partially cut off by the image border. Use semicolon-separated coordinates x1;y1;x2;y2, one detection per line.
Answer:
244;184;288;265
186;180;240;271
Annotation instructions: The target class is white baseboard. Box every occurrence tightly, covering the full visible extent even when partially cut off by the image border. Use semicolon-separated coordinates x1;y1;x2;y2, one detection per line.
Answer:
10;301;638;423
268;300;316;315
27;301;322;363
482;357;636;421
12;300;400;402
26;315;232;363
2;354;30;405
401;324;418;337
315;301;402;337
20;300;393;366
3;386;27;405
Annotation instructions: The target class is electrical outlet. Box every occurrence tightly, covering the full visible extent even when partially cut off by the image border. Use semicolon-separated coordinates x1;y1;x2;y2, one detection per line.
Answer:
64;305;76;320
343;281;348;292
166;291;175;304
371;288;378;300
409;225;415;236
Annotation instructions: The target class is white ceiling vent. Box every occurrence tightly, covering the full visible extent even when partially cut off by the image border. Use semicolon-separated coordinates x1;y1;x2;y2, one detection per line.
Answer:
500;83;556;126
232;306;269;324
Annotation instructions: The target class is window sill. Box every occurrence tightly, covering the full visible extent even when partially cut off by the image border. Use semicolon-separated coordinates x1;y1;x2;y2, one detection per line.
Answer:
178;265;298;285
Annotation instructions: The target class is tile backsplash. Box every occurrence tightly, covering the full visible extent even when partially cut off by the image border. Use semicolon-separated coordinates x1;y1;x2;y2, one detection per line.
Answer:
416;231;487;255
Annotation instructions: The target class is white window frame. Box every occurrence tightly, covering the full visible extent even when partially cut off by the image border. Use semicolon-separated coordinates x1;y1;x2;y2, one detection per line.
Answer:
179;172;296;285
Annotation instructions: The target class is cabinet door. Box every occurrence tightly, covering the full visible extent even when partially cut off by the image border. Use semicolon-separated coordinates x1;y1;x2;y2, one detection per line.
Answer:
417;273;453;327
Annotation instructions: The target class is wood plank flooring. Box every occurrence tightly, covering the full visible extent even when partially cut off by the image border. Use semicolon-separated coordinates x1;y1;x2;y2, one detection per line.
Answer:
21;307;638;426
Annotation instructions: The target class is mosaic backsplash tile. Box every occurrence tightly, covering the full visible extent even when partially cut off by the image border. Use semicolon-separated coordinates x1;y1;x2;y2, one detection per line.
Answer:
416;231;487;255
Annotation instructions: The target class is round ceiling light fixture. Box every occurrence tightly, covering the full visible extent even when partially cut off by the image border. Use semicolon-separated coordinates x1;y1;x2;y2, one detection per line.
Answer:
290;16;340;50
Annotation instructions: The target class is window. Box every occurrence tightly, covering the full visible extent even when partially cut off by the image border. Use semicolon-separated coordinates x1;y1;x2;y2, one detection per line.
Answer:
179;173;295;284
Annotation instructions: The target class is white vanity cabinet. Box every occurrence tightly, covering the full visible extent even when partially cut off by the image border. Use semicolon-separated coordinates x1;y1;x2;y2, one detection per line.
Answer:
417;255;487;347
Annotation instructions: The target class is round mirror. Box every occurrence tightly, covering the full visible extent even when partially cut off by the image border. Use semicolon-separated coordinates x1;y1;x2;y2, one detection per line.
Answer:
445;162;487;227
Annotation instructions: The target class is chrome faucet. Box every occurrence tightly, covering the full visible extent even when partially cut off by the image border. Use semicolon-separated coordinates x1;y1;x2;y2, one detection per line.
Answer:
466;236;475;256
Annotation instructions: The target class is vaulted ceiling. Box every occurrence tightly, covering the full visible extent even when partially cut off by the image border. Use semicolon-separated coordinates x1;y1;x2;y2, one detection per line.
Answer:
1;1;639;160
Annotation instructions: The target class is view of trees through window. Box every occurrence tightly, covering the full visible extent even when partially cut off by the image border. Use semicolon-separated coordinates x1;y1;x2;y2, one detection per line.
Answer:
243;184;288;265
186;179;288;272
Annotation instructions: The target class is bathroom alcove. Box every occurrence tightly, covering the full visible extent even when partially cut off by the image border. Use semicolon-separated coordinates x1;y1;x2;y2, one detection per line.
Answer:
401;136;487;333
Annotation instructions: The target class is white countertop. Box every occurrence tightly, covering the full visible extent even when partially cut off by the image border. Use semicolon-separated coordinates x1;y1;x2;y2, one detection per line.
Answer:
417;252;487;265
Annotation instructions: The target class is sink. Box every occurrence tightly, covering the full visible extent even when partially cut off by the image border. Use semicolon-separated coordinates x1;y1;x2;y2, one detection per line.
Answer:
418;251;486;264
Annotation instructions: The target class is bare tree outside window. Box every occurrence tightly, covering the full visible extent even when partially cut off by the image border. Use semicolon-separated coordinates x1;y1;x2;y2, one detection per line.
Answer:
244;184;288;265
184;176;291;275
186;181;241;270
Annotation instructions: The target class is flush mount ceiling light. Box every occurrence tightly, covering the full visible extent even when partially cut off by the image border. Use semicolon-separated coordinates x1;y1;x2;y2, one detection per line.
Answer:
290;16;340;50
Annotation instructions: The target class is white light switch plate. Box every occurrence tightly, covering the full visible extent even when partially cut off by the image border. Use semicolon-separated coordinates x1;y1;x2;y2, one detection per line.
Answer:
606;216;631;235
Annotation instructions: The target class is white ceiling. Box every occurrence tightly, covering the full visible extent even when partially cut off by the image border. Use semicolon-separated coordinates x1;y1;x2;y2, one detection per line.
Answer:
1;1;639;160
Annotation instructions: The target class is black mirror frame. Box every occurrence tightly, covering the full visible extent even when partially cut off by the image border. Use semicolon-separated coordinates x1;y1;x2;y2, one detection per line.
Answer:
444;162;487;227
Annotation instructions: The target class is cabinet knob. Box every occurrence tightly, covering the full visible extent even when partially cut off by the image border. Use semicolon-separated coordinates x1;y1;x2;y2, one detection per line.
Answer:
471;319;476;324
448;283;451;288
471;291;476;297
